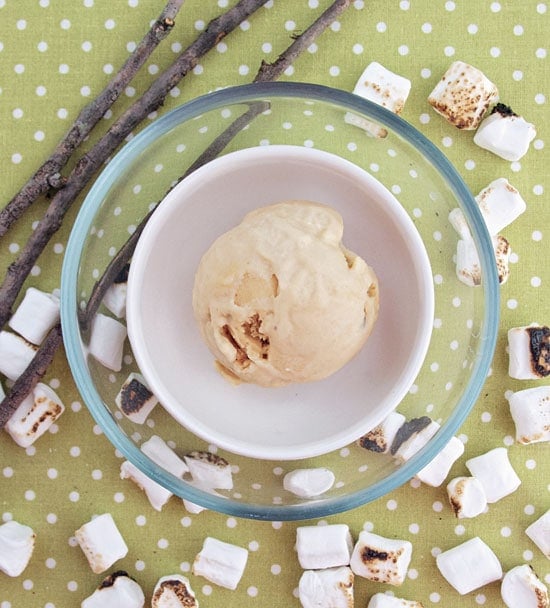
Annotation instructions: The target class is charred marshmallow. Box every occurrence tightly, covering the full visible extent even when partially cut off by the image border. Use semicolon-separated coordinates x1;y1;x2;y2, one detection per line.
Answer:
81;571;145;608
525;509;550;559
508;325;550;380
298;567;354;608
367;593;424;607
75;513;128;574
475;178;527;236
446;476;488;519
415;436;464;487
465;447;521;503
296;524;353;570
283;467;335;498
500;564;548;608
358;411;406;454
456;234;510;286
184;451;233;490
8;287;60;345
192;536;248;590
392;418;440;463
88;313;127;372
0;520;36;577
0;330;37;381
507;386;550;445
151;574;198;608
115;373;158;424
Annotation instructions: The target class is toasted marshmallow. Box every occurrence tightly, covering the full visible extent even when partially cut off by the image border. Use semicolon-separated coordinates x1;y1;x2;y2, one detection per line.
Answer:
283;467;335;498
507;386;550;445
141;435;188;477
184;451;233;490
88;313;127;372
192;537;248;590
501;564;548;608
75;513;128;574
358;411;407;454
393;419;440;463
5;382;65;448
350;531;412;586
0;330;37;381
367;592;424;607
8;287;60;345
296;524;353;570
428;61;498;130
448;208;472;241
0;520;36;577
416;436;464;487
465;447;521;503
81;571;145;608
525;509;550;559
508;325;550;380
447;476;488;519
456;234;510;286
474;104;536;161
151;574;198;608
120;459;172;511
298;567;354;608
475;178;527;236
115;373;158;424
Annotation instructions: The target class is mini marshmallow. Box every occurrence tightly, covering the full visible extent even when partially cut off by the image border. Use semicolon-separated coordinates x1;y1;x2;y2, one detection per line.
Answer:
475;178;527;236
184;450;233;490
428;61;498;130
456;234;510;286
296;524;353;570
298;567;354;608
88;313;127;372
151;574;198;608
393;419;440;463
447;476;488;519
507;386;550;445
75;513;128;574
115;373;158;424
8;287;60;345
120;459;172;511
192;536;248;590
0;520;36;577
367;592;424;607
283;467;335;498
436;537;502;595
81;571;145;608
0;330;37;381
5;382;65;448
501;564;548;608
141;435;189;478
448;208;472;241
102;263;129;318
350;531;412;586
358;411;407;454
508;325;550;380
525;509;550;559
474;104;536;161
415;435;464;487
465;447;521;503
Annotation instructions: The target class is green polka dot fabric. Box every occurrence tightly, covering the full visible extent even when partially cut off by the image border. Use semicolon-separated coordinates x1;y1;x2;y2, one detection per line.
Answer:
1;1;549;606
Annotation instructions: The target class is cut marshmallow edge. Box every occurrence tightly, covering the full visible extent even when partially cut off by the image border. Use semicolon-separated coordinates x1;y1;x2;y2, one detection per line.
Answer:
88;312;127;372
367;592;424;607
8;286;60;346
74;513;128;574
296;524;354;571
507;325;550;381
525;509;550;559
283;467;336;498
0;520;36;577
500;564;548;608
192;536;248;590
298;567;354;608
506;385;550;445
465;447;521;504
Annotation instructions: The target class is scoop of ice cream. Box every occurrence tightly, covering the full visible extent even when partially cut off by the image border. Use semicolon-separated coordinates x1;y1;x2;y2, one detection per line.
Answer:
192;200;379;387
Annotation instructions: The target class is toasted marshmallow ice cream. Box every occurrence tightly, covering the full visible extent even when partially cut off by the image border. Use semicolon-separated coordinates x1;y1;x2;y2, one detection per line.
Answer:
192;200;379;387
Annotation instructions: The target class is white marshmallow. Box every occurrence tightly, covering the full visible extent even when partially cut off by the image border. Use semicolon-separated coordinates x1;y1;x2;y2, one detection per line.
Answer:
192;536;248;590
0;520;36;577
151;574;198;608
183;497;208;515
5;382;65;448
436;537;502;595
75;513;128;574
358;411;407;454
81;571;145;608
525;509;550;559
88;313;127;372
298;567;354;608
120;459;172;512
465;447;521;503
141;435;188;478
475;178;527;236
103;282;128;319
415;435;464;487
367;592;424;607
501;564;549;608
350;531;412;586
448;208;472;241
283;467;335;498
507;386;550;445
508;325;550;380
115;373;158;424
0;330;37;381
446;476;488;519
456;234;510;286
296;524;353;570
8;287;60;345
393;420;440;463
184;450;233;490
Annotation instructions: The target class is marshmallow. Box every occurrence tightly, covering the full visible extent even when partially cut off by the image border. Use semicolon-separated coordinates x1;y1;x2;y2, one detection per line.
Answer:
75;513;128;574
501;564;549;608
120;459;173;511
507;386;550;445
465;447;521;503
392;419;440;463
88;313;127;372
428;61;498;130
446;476;488;519
141;435;188;478
5;382;65;448
296;524;353;570
283;467;335;498
456;234;510;286
525;509;550;559
115;373;158;424
358;411;407;454
81;571;145;608
436;537;502;595
508;325;550;380
298;567;354;608
192;536;248;590
8;287;60;345
415;435;464;487
475;178;527;236
367;593;424;607
350;531;412;586
474;104;536;161
448;208;472;241
184;450;233;490
0;520;36;577
0;330;37;381
151;574;198;608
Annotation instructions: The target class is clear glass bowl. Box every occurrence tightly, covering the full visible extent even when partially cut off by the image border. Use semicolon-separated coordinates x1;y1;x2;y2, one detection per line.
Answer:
61;82;499;520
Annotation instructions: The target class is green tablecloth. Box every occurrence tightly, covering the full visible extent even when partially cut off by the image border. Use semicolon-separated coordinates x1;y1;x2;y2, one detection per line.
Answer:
1;1;548;606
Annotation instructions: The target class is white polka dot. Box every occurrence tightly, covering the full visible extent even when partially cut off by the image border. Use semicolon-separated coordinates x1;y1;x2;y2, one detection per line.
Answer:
386;499;398;510
444;46;455;57
454;524;466;535
284;20;296;31
247;586;258;597
468;24;478;34
398;45;409;55
445;1;456;9
45;557;56;569
532;230;543;241
158;538;169;549
501;526;512;537
22;579;33;590
70;446;80;457
525;459;537;470
432;501;444;512
507;299;518;310
535;93;546;104
46;513;57;524
475;594;487;605
523;549;534;561
481;412;492;422
329;66;340;76
238;65;250;76
60;18;71;29
114;492;125;503
421;22;432;33
409;523;420;534
69;491;79;502
537;3;547;14
430;592;441;603
536;48;547;59
524;504;536;515
513;24;524;35
513;70;524;81
135;560;145;571
226;517;237;528
490;2;501;11
271;563;281;575
376;22;387;33
105;18;116;29
25;490;36;501
47;468;58;479
352;43;363;54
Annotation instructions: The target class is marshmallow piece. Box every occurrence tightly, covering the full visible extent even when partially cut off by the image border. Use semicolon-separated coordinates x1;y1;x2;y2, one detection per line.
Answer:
351;531;412;586
508;325;550;380
81;571;145;608
448;208;472;241
141;435;188;478
428;60;498;130
5;382;65;448
415;436;465;487
525;509;550;559
465;447;521;503
120;459;172;511
0;330;37;381
507;386;550;445
447;476;488;519
184;450;233;490
283;467;335;498
393;419;440;462
0;520;36;577
358;411;407;454
75;513;128;574
151;574;198;608
115;373;158;424
103;284;127;318
475;178;527;236
501;564;548;608
296;524;353;570
367;592;424;607
456;234;510;286
474;104;536;161
192;536;248;590
298;567;354;608
8;287;60;345
436;537;502;594
88;313;127;372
